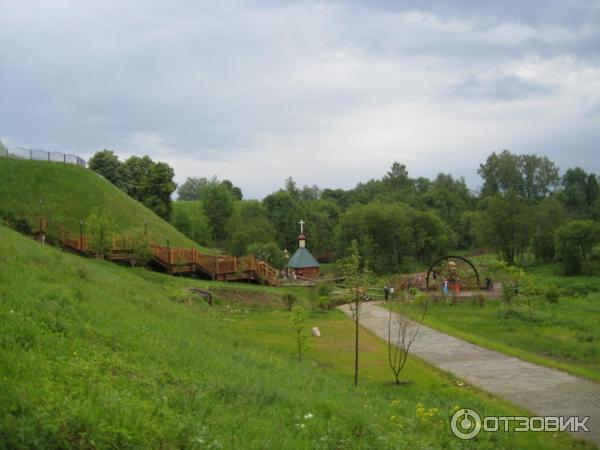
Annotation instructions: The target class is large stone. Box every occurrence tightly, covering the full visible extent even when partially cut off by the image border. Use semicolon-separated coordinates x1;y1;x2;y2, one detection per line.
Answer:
311;326;321;337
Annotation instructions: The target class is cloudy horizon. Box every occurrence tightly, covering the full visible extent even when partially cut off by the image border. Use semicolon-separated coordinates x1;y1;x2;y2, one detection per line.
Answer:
1;0;599;198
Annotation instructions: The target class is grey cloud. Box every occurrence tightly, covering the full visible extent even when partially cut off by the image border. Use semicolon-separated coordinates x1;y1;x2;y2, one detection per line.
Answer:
585;102;600;118
1;0;600;197
452;74;555;101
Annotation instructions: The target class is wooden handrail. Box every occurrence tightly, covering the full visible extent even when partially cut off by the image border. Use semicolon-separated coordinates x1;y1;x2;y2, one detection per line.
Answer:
59;226;280;284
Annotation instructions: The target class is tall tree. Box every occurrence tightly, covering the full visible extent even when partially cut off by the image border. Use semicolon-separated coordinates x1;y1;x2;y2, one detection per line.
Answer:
383;162;412;191
478;150;521;196
562;168;599;215
202;180;234;241
141;162;176;220
171;202;212;245
221;179;243;201
480;191;533;265
177;177;209;201
337;202;413;274
531;198;567;262
410;210;449;262
88;150;124;188
519;154;560;199
478;150;559;199
262;190;304;250
225;200;276;256
422;173;471;231
121;156;154;201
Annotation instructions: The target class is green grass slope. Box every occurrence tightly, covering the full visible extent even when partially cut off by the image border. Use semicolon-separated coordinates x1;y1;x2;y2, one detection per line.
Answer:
0;158;208;249
0;225;591;449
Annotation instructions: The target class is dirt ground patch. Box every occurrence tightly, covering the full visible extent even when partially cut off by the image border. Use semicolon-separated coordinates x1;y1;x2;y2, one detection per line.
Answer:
211;288;282;306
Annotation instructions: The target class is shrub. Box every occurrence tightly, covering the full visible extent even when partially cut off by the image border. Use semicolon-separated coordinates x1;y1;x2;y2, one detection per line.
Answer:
0;208;31;235
318;283;332;297
282;293;297;311
12;217;31;235
544;287;560;304
555;220;600;275
86;208;115;259
502;283;515;308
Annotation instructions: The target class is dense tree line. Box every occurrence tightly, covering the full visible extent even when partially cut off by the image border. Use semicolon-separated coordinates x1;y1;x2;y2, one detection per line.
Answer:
90;148;600;276
171;152;600;275
88;150;176;220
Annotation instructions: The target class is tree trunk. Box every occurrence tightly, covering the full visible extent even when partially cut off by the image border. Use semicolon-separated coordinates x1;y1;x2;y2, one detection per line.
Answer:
354;294;359;386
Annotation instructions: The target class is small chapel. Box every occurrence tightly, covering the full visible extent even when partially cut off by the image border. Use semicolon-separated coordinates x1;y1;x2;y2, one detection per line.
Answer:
286;220;320;278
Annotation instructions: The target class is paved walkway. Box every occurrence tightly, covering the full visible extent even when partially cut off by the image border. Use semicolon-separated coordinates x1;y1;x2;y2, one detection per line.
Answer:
338;302;600;446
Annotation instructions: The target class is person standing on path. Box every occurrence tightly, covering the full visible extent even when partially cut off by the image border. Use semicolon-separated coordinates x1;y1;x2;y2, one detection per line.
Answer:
383;285;389;301
442;278;448;296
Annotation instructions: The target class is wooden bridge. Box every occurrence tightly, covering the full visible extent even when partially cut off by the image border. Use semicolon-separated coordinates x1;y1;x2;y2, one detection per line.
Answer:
58;226;280;285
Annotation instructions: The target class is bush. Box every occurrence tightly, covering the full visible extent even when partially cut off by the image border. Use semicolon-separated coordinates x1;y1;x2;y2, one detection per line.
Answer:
282;293;297;311
247;241;285;268
12;217;31;235
555;220;600;275
560;283;599;297
86;208;115;259
319;295;346;310
502;283;515;308
544;287;560;304
0;208;31;235
318;283;332;297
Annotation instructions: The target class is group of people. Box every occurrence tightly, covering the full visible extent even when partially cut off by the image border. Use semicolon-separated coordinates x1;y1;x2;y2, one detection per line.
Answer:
442;277;461;296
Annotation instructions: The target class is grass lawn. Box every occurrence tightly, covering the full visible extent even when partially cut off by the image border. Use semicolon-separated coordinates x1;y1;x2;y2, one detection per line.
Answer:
230;307;592;449
0;225;593;448
0;158;212;250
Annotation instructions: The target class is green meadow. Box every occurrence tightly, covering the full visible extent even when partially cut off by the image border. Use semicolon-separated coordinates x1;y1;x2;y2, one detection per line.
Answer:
0;159;207;249
0;225;592;449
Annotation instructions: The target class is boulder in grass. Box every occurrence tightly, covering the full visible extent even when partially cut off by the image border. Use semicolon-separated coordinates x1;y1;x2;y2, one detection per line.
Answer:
311;327;321;337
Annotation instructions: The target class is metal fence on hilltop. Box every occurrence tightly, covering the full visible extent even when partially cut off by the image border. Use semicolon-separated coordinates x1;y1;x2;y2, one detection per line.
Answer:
0;147;86;168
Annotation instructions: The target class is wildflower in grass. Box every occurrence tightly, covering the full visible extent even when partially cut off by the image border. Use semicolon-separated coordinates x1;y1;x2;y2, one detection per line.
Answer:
295;423;306;429
415;402;439;424
304;413;314;420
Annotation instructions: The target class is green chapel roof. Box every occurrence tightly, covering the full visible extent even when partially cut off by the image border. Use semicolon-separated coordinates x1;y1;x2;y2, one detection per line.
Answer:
287;247;320;269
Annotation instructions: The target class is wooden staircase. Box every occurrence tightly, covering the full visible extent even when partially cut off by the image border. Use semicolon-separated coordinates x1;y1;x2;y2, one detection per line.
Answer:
58;225;280;285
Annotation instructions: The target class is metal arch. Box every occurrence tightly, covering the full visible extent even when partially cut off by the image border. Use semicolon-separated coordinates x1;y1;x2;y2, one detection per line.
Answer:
425;255;480;290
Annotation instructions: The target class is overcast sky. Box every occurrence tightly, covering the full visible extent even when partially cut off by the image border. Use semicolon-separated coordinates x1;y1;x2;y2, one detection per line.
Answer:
1;0;599;198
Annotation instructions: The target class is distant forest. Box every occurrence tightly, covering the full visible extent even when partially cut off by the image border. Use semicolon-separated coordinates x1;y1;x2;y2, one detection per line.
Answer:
88;149;600;275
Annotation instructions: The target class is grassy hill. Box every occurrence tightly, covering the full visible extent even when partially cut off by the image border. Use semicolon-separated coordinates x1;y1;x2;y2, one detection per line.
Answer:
0;158;209;250
0;225;589;449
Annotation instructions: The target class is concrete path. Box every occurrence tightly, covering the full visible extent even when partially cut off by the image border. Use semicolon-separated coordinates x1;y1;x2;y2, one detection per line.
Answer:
339;302;600;447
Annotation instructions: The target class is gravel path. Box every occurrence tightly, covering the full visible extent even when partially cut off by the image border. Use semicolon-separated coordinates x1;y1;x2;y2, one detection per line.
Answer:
338;302;600;446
